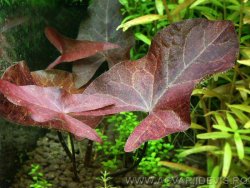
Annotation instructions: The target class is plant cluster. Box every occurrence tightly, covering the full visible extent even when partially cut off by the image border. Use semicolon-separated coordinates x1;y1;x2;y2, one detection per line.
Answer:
96;171;117;188
95;112;140;171
28;164;52;188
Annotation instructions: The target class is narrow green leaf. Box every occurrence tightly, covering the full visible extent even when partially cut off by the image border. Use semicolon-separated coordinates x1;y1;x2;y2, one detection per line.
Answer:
190;0;207;8
237;129;250;134
227;12;240;21
227;0;240;5
245;147;250;154
178;145;219;158
226;112;238;130
209;165;220;188
192;6;219;17
226;5;240;11
213;124;233;132
240;48;250;59
244;120;250;128
135;33;151;45
222;142;232;177
240;35;250;43
231;108;249;124
159;161;207;176
171;0;195;16
236;87;250;95
192;89;223;99
234;132;244;160
117;14;165;31
197;132;232;139
228;104;250;113
191;122;206;130
241;135;250;141
214;113;226;126
237;59;250;66
155;0;164;15
210;0;223;7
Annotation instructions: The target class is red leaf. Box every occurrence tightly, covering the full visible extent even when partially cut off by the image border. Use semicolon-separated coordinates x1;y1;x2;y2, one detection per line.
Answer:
0;62;112;142
45;27;120;69
81;19;239;151
73;0;134;88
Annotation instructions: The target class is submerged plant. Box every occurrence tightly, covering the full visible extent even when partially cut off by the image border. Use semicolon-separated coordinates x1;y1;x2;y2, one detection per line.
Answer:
0;0;240;185
0;18;239;152
28;164;52;188
96;171;117;188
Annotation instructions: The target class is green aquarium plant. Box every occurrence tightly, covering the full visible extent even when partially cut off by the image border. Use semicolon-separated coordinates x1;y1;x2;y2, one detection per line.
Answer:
28;164;52;188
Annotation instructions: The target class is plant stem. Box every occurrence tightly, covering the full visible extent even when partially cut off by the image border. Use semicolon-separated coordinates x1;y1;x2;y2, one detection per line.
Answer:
57;132;72;159
70;134;79;181
171;0;195;18
200;98;211;132
162;0;173;23
110;142;148;177
84;140;93;167
57;132;79;181
229;0;244;103
223;0;227;19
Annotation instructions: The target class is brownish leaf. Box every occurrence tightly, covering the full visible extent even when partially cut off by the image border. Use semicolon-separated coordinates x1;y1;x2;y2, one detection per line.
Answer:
81;19;239;151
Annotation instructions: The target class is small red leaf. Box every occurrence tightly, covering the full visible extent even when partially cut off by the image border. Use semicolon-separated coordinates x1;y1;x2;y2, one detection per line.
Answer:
45;27;120;69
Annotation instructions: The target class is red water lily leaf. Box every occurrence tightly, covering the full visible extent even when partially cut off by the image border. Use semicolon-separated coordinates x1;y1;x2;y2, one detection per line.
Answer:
73;0;134;88
81;19;239;151
45;27;120;69
31;69;103;128
0;62;112;141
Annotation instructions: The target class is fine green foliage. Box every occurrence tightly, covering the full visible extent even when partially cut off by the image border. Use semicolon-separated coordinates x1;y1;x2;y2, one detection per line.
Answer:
95;112;192;187
28;164;52;188
138;140;179;177
95;112;140;171
96;171;117;188
138;139;193;187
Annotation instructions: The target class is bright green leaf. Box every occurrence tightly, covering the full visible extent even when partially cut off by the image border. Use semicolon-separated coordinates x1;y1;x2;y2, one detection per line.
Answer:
222;142;232;177
234;132;244;160
244;120;250;128
160;161;207;176
209;165;220;188
226;112;238;130
135;33;151;45
191;122;206;130
213;124;233;132
237;59;250;66
228;104;250;113
190;0;207;8
155;0;164;15
214;113;226;126
197;132;232;139
230;108;249;124
178;145;219;158
117;14;165;31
